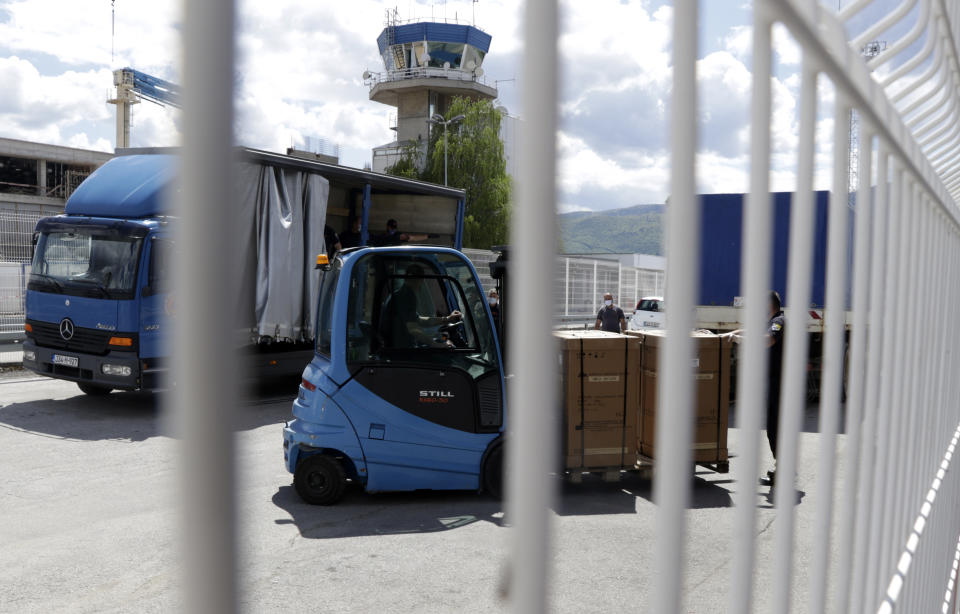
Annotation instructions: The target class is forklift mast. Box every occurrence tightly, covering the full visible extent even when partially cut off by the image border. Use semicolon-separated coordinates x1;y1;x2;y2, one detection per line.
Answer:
489;245;509;367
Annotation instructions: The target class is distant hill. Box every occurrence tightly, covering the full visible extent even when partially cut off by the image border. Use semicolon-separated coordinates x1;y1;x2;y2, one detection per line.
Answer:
558;204;665;255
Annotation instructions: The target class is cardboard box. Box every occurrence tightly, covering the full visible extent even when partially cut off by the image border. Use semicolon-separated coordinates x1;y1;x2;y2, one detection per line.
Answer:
555;330;641;469
566;423;638;469
632;330;732;463
640;414;728;462
628;329;725;372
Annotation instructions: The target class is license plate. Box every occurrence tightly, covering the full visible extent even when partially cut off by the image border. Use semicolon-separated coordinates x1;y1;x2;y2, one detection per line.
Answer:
644;321;661;328
52;354;79;367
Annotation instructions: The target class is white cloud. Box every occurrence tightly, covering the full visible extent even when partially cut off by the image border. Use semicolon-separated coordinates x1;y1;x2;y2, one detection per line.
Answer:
557;201;593;214
772;24;801;66
697;51;752;157
0;0;824;212
697;152;749;194
557;132;670;204
0;56;116;148
723;23;802;67
128;104;180;148
724;26;752;61
65;133;113;153
0;0;180;73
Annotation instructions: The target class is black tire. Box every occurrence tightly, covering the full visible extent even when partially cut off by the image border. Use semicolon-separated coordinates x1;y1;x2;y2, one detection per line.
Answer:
483;443;504;500
77;382;113;395
294;454;346;505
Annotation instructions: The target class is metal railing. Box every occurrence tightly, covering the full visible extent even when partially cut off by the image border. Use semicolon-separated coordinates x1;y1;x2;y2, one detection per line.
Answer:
0;211;40;360
176;1;960;612
513;0;960;612
463;248;665;317
364;66;491;89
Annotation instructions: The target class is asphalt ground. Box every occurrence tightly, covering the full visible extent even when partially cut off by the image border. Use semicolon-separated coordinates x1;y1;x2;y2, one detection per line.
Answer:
0;374;846;613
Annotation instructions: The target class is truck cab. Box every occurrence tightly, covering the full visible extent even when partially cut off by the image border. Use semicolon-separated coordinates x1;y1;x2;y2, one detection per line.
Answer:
283;246;505;504
22;156;173;393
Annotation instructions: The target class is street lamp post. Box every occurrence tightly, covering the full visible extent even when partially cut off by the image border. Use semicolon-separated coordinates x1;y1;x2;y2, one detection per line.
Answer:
428;113;465;185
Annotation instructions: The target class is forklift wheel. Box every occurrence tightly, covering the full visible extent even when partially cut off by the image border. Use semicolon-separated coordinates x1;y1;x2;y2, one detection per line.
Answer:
483;445;504;500
294;455;346;505
77;382;113;396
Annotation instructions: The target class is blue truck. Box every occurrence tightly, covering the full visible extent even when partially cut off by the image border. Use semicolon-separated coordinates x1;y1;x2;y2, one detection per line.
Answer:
22;149;467;393
283;245;506;504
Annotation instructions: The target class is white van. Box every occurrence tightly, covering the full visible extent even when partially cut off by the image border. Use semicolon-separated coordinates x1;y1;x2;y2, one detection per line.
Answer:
629;296;665;330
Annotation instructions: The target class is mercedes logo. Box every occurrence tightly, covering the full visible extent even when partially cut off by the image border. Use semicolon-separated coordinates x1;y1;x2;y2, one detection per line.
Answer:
59;318;75;341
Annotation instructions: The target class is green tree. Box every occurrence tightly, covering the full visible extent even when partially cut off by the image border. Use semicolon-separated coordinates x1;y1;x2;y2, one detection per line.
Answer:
386;97;512;249
384;139;424;179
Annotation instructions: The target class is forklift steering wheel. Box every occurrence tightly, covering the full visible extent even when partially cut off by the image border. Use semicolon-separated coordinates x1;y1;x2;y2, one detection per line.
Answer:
437;321;459;333
438;320;466;348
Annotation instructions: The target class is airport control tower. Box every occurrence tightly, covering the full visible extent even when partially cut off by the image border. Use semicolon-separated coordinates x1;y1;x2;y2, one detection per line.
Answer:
365;14;498;173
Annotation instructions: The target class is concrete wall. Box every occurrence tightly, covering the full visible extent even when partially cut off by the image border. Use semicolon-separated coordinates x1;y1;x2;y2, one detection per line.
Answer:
0;137;113;216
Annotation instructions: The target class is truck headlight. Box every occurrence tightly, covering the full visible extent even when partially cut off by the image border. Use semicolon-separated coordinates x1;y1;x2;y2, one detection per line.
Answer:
23;350;36;362
102;364;132;377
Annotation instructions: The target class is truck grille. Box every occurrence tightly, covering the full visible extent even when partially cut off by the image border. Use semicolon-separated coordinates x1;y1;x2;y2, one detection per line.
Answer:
26;319;117;355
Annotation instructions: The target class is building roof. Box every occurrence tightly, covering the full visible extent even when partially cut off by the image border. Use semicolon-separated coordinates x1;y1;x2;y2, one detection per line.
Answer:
0;137;113;166
377;22;492;55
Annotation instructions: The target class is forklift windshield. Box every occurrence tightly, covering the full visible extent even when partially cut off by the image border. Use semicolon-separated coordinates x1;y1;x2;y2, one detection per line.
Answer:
346;253;498;374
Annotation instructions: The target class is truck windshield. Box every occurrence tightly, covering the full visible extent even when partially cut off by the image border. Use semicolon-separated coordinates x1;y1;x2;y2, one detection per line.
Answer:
30;229;144;299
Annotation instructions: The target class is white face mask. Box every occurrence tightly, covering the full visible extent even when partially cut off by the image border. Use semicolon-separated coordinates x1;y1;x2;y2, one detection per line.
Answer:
488;297;498;305
604;299;613;306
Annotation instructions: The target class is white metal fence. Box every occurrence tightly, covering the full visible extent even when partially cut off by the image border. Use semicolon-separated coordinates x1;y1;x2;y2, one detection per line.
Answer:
463;247;665;318
513;0;960;612
0;211;39;361
687;1;958;613
156;0;960;612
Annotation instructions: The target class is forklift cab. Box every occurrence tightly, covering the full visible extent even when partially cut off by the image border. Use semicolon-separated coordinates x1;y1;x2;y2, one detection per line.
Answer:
284;247;506;504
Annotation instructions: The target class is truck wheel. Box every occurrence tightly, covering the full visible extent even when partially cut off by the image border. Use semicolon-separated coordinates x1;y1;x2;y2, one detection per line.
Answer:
483;444;504;500
77;382;113;395
294;455;346;505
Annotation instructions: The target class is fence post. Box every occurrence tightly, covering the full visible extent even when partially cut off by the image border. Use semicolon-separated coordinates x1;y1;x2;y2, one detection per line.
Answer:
506;0;559;612
171;0;239;612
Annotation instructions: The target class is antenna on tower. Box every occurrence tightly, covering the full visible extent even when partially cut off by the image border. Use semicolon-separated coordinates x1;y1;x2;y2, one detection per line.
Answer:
111;0;116;66
848;40;886;206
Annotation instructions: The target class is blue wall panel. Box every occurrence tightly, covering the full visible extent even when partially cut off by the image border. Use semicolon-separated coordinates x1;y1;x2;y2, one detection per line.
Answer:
698;191;835;308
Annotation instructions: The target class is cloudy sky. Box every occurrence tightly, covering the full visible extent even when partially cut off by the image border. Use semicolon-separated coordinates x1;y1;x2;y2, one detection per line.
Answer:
0;0;905;212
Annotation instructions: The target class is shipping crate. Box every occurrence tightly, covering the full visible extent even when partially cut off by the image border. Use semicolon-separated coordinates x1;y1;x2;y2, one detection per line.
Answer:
555;330;641;469
625;329;731;466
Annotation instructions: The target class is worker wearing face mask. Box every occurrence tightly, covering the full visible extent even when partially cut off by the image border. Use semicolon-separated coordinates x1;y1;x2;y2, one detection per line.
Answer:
487;289;501;322
594;292;626;333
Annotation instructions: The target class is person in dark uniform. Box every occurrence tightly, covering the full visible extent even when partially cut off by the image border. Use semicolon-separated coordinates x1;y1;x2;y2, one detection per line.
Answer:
730;290;785;487
763;290;785;486
594;292;626;333
370;218;428;247
339;218;363;249
324;225;341;260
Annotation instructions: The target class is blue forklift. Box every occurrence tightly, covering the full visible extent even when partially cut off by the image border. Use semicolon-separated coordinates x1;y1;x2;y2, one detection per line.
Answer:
283;246;506;504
